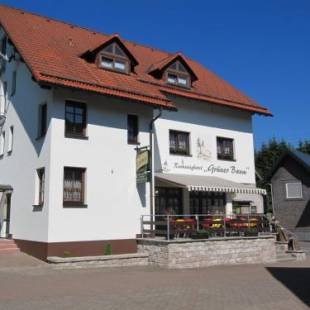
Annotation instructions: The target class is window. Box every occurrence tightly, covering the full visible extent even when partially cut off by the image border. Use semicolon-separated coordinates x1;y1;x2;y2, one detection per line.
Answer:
169;130;190;155
65;101;87;137
0;82;5;115
63;167;86;205
166;61;190;88
155;187;183;215
1;36;7;56
38;103;47;138
98;43;129;73
37;168;45;206
7;126;13;153
11;71;16;97
286;182;303;199
190;192;226;215
3;82;7;111
1;37;7;73
0;131;5;156
217;137;234;161
127;114;139;144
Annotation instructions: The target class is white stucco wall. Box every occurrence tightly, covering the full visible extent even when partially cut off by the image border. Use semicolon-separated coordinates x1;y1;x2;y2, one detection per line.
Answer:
0;48;52;241
47;89;152;242
0;28;262;243
154;96;256;185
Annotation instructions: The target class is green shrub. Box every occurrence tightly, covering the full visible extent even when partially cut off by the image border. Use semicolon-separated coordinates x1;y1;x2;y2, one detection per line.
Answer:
104;243;112;255
244;228;258;237
63;250;71;257
191;230;210;239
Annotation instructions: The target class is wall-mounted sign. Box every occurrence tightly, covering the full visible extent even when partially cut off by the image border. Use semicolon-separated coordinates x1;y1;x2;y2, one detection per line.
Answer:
136;148;150;183
159;159;249;176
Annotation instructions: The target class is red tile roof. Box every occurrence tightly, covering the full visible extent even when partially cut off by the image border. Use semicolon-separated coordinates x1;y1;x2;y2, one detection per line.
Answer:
0;5;272;115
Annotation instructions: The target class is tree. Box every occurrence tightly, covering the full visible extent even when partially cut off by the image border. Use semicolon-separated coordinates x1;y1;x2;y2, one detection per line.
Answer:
297;140;310;154
255;138;290;189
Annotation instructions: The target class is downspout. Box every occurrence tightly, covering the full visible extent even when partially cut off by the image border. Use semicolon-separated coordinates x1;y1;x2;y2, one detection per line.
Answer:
149;108;162;229
268;183;275;215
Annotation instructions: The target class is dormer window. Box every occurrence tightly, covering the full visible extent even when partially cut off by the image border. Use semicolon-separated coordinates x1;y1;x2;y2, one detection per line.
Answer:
98;43;129;73
165;61;190;88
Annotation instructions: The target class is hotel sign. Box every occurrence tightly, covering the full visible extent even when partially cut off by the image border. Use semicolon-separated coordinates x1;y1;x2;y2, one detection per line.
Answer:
136;149;150;183
162;159;249;176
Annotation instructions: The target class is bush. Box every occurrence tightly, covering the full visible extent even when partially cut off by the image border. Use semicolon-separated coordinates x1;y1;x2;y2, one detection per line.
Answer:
191;230;210;239
244;228;258;237
63;250;71;257
104;243;112;255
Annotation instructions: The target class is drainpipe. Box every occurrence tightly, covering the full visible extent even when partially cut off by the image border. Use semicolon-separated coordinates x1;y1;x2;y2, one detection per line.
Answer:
268;183;275;215
149;108;162;229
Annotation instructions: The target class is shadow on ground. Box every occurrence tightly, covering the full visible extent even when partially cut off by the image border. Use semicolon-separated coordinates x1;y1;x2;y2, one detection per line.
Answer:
266;267;310;307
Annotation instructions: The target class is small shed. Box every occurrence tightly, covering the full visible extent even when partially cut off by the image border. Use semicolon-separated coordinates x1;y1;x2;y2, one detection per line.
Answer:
269;150;310;240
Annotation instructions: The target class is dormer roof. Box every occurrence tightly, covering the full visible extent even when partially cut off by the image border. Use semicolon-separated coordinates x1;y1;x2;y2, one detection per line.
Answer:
81;33;139;67
148;52;198;82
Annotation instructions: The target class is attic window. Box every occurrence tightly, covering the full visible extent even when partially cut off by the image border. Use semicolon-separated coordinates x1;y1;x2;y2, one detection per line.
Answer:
98;42;129;73
166;61;190;88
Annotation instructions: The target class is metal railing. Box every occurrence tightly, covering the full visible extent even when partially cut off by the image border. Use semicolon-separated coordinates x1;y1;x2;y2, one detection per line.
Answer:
141;213;272;240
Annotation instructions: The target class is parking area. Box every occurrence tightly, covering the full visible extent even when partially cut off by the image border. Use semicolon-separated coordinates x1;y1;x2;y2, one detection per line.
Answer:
0;252;309;310
300;241;310;255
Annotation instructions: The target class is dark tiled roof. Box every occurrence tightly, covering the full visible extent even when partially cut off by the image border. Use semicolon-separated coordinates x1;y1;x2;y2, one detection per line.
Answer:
291;150;310;170
269;149;310;179
0;5;272;115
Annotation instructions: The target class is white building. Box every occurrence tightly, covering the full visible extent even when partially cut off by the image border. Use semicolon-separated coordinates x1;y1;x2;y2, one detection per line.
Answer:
0;5;271;259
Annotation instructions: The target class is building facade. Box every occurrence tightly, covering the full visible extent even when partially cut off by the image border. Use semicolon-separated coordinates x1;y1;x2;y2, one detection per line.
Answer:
269;150;310;241
0;5;271;259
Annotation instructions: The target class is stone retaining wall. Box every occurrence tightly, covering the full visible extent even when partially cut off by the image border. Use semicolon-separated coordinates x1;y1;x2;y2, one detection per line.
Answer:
47;253;149;268
137;236;277;269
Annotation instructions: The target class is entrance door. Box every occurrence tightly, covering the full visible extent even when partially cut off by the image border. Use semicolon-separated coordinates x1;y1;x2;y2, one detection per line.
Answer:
5;193;11;238
0;193;11;239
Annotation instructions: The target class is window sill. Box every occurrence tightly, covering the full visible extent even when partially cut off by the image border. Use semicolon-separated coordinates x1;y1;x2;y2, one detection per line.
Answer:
217;157;236;162
65;134;89;140
169;152;192;157
63;202;88;208
285;198;304;201
128;141;140;146
32;203;43;207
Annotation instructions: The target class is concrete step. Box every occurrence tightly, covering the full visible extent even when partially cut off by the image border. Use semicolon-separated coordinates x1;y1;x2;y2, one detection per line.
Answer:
0;239;20;253
0;248;20;254
276;256;297;262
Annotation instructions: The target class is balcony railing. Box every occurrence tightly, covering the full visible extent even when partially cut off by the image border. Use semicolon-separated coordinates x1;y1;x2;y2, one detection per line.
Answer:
140;214;272;240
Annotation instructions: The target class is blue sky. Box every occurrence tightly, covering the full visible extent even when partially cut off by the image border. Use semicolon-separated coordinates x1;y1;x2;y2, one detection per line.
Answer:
1;0;309;149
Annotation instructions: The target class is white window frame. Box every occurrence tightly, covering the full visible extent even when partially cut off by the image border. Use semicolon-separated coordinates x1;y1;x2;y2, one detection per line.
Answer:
7;126;13;153
34;168;45;206
285;182;303;199
0;131;5;156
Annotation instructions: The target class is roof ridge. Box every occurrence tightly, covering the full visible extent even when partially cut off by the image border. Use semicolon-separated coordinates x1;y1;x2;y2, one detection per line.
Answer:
0;4;176;57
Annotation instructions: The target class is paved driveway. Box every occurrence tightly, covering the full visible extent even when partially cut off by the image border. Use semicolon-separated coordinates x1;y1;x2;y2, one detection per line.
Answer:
0;253;309;310
300;241;310;255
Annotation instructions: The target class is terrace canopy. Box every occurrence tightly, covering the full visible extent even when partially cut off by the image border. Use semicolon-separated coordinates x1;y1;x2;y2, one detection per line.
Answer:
155;173;266;195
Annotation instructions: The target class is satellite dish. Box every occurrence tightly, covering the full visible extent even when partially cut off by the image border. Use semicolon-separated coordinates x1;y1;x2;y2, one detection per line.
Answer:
0;115;6;127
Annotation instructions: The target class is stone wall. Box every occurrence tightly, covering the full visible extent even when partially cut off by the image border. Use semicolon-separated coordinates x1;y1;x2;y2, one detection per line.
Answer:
47;253;149;268
137;236;277;269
